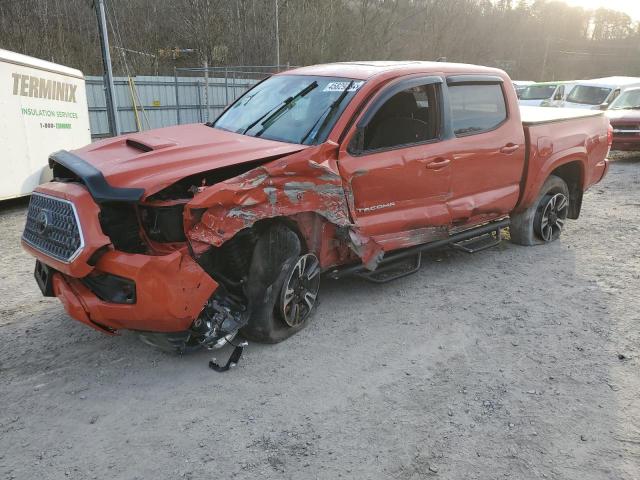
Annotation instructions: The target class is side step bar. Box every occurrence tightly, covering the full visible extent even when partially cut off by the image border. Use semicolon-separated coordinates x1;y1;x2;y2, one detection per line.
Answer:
355;252;422;284
327;218;509;281
452;228;503;254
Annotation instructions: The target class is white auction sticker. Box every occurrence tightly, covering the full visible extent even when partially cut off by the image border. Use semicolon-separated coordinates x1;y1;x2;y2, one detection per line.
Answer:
323;81;364;93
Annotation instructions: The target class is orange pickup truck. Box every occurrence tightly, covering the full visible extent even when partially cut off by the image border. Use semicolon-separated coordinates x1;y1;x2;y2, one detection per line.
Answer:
22;61;611;352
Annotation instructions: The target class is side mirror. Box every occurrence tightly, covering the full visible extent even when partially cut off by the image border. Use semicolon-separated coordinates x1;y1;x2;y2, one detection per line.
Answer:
598;103;609;111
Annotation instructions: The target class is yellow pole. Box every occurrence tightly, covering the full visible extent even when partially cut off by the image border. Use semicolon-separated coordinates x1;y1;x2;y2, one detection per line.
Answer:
128;76;141;131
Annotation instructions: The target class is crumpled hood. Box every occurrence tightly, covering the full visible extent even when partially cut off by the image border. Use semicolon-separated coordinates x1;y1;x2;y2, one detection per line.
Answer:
70;124;308;198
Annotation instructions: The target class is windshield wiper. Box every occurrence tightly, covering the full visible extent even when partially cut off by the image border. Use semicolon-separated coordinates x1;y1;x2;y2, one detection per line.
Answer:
244;81;318;138
300;81;356;145
617;105;640;110
241;81;317;135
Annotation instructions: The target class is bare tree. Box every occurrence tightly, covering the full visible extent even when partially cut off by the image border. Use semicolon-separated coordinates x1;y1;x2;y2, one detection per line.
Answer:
0;0;638;80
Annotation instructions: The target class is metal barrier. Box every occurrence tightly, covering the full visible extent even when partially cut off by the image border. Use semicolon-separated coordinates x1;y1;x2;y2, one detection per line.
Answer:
87;65;289;139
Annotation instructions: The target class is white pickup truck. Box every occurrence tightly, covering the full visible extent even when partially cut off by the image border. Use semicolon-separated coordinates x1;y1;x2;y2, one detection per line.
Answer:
518;81;575;108
562;77;640;110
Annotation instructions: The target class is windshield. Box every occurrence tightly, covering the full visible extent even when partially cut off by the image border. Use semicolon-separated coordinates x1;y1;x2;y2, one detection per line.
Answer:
212;75;364;145
519;85;557;100
566;85;612;105
609;89;640;110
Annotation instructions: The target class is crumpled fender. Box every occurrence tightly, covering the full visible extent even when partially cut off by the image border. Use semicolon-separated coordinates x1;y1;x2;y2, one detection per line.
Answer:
183;143;383;269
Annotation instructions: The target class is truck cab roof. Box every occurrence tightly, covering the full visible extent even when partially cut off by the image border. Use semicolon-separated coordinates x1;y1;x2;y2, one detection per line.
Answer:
284;61;505;80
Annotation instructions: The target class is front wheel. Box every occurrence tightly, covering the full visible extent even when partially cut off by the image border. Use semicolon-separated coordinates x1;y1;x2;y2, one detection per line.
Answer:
241;224;321;343
280;253;321;328
510;175;570;246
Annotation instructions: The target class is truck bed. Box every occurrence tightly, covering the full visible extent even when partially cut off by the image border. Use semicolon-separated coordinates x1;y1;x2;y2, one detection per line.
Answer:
516;106;610;213
520;106;605;125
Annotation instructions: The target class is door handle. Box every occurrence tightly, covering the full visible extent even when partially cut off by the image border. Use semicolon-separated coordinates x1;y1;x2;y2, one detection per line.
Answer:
500;143;519;154
424;158;451;169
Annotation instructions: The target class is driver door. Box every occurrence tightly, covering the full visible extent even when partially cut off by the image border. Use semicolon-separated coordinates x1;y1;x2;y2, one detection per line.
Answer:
337;76;452;251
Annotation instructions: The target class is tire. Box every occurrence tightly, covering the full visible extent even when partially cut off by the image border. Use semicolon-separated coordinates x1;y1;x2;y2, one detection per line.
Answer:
510;175;570;246
241;223;321;343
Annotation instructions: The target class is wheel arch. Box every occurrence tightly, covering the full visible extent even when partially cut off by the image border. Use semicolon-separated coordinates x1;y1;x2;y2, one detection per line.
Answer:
248;215;309;252
549;160;584;219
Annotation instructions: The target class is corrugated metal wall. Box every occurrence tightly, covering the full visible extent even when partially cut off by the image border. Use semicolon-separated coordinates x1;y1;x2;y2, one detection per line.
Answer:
86;74;260;138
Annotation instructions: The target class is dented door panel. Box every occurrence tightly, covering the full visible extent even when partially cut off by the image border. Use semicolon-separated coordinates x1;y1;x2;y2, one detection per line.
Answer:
338;140;453;250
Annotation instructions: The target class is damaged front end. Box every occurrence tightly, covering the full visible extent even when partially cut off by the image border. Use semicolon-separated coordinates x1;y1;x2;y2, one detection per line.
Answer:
137;145;386;351
138;287;247;354
22;141;384;354
184;143;383;270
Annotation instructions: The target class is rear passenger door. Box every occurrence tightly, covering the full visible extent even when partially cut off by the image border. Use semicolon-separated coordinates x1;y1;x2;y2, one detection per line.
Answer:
445;76;526;227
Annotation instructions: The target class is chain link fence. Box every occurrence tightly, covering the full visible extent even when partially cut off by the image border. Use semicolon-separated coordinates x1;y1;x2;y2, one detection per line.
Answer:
87;65;290;139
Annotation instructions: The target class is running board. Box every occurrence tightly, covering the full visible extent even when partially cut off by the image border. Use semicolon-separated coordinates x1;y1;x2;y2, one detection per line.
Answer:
355;252;422;284
327;218;509;281
452;228;502;253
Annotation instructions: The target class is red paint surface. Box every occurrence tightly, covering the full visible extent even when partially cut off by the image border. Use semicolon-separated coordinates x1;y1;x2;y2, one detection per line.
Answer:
72;124;308;198
53;250;218;333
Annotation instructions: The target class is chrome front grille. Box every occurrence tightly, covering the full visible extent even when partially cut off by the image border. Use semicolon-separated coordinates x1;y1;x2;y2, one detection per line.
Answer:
22;192;84;263
612;124;640;136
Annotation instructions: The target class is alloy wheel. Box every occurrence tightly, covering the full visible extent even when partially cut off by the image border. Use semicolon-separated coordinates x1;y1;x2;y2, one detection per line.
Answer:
535;192;569;242
279;253;321;327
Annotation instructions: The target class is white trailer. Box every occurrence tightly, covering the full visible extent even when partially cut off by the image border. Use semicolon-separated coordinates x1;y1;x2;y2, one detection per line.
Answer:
0;49;91;201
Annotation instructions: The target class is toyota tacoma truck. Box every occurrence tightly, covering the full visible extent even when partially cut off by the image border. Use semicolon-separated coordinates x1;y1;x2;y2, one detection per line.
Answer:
21;61;612;352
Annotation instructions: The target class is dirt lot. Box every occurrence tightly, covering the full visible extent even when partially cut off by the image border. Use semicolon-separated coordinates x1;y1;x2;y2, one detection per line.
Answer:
1;154;639;480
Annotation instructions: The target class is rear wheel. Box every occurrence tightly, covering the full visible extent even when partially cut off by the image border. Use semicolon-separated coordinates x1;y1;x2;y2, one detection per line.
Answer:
534;192;569;242
510;175;570;245
241;224;320;343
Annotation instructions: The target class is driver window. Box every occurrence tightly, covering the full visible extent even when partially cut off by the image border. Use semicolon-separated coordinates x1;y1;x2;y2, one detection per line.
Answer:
363;84;439;151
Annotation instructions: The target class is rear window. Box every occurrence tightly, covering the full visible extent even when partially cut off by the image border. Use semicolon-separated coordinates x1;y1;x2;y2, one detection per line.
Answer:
449;84;507;136
566;85;612;106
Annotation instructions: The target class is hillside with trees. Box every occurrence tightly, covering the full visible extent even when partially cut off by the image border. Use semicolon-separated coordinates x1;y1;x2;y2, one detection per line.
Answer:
1;0;639;80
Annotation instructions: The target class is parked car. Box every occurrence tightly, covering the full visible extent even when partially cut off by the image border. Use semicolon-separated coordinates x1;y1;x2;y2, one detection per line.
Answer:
605;87;640;151
21;61;612;352
518;81;576;107
0;49;91;201
562;77;640;110
512;80;534;98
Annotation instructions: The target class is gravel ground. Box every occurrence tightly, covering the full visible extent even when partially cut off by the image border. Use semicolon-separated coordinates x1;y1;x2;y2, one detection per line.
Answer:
1;154;639;480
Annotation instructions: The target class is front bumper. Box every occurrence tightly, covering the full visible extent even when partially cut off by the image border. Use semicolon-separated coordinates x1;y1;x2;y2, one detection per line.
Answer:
23;183;218;334
49;249;218;334
612;136;640;151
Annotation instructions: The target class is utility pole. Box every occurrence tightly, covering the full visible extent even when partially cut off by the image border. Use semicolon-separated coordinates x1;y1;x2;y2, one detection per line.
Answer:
203;55;209;123
94;0;120;136
275;0;280;70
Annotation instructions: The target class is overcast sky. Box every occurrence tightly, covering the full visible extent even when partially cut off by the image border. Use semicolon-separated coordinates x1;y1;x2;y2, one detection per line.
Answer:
559;0;640;20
